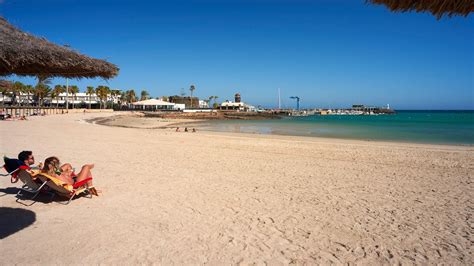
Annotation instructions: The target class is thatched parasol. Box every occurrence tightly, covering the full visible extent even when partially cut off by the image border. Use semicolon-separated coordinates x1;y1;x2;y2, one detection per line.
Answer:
368;0;474;19
0;79;12;89
0;17;119;79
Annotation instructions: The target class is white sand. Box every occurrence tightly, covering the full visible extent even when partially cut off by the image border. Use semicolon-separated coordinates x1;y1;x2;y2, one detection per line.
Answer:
1;112;472;264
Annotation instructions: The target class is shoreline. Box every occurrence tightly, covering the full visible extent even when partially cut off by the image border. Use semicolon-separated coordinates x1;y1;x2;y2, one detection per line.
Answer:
89;112;474;147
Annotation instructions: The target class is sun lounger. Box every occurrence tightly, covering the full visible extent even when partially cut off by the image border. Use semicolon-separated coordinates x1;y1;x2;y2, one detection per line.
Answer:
34;173;97;205
15;169;51;205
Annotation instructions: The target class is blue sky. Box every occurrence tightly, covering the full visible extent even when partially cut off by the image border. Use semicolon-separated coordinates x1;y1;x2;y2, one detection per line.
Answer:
1;0;473;109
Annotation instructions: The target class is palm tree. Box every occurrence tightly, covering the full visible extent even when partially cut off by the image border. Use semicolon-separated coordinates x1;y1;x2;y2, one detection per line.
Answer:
127;89;137;104
208;96;214;108
140;90;150;101
110;89;121;109
35;76;52;107
120;90;127;105
12;81;25;106
86;86;95;109
95;86;102;109
24;85;34;106
34;84;51;107
102;86;111;108
52;85;65;108
69;85;79;109
213;95;219;109
95;86;110;109
0;81;11;107
189;85;196;108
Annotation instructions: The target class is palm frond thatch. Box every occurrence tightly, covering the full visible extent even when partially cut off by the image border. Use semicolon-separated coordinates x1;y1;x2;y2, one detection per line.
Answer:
0;17;119;79
0;79;13;89
368;0;474;19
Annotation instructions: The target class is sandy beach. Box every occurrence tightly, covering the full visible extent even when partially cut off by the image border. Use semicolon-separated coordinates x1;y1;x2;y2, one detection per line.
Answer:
1;112;472;264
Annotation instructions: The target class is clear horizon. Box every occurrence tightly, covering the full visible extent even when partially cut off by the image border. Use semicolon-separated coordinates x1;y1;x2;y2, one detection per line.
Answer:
1;0;473;109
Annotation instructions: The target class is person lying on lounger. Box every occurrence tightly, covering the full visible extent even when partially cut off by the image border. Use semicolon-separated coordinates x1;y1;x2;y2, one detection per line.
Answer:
41;156;95;187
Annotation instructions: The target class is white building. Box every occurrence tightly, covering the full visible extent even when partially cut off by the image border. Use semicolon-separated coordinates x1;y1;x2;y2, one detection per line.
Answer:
219;100;255;112
47;92;120;106
199;100;209;108
131;99;185;111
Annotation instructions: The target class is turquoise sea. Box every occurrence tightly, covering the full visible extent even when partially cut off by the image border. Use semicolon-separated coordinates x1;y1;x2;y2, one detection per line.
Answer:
202;111;474;145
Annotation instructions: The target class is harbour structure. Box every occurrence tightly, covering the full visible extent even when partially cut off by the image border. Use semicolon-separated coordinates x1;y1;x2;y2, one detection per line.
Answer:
289;96;300;110
218;93;256;112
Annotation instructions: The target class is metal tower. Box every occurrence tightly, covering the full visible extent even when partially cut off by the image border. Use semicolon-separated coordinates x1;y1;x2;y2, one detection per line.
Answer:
289;96;300;110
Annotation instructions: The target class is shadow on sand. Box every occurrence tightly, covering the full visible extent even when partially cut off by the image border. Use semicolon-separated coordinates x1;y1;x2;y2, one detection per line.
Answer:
0;187;55;206
0;207;36;239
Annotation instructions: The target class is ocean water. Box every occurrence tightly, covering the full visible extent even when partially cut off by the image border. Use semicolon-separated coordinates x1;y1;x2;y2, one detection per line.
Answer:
201;111;474;145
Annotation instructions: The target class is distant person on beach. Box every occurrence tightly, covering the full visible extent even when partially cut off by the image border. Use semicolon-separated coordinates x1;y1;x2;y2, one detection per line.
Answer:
184;127;188;132
176;127;180;132
192;128;196;133
41;156;95;188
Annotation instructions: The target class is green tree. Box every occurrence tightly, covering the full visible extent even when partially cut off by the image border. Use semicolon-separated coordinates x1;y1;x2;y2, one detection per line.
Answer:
127;89;137;104
0;80;12;107
35;76;52;107
95;86;110;109
24;85;34;106
110;89;121;109
120;90;127;105
86;86;95;109
69;85;79;109
52;85;66;108
189;84;196;108
12;81;25;106
140;90;150;101
34;84;51;107
208;96;214;108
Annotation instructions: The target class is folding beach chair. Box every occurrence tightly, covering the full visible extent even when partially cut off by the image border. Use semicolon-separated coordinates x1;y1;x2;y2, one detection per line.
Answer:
15;169;51;204
35;173;97;205
2;157;26;183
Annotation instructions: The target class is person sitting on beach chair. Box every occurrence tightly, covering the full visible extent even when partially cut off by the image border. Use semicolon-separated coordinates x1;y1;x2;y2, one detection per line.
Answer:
18;150;42;170
41;156;96;189
2;151;40;182
36;158;98;204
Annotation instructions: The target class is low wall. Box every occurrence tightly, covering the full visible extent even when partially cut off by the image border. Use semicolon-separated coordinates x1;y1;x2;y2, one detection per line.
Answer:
1;107;114;117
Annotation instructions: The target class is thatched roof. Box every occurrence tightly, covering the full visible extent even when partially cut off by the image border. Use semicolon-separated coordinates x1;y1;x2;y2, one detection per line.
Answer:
0;79;12;89
0;17;119;79
368;0;474;19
